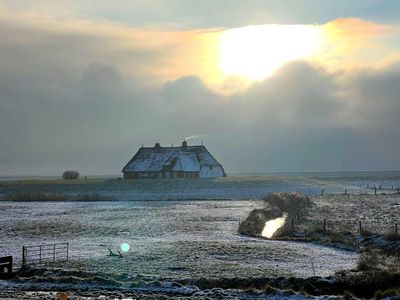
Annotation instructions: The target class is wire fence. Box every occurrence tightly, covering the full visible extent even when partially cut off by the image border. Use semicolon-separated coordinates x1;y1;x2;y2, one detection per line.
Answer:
319;185;400;196
293;218;399;238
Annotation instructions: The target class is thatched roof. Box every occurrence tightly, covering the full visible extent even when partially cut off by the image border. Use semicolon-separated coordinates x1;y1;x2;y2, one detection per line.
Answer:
122;144;225;173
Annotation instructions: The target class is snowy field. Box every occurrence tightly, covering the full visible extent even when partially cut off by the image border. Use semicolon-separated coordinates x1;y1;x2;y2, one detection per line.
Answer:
1;200;358;275
1;172;400;297
0;200;357;291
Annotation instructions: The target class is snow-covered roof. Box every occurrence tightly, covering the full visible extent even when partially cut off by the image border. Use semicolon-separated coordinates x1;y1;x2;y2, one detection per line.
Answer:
122;144;224;173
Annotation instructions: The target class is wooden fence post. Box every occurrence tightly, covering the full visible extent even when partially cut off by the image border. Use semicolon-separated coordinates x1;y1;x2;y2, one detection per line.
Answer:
22;246;26;266
323;219;326;233
291;218;295;230
311;259;315;277
359;221;362;234
395;224;398;239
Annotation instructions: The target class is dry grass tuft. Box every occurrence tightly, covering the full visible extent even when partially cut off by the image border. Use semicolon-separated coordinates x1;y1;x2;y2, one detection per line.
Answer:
357;251;380;271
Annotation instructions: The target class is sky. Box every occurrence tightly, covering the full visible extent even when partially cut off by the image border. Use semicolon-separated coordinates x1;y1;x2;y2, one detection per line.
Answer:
1;1;400;175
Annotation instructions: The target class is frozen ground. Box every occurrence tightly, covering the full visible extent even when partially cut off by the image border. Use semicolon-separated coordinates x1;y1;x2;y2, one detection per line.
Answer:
299;194;400;235
0;200;357;292
2;172;399;298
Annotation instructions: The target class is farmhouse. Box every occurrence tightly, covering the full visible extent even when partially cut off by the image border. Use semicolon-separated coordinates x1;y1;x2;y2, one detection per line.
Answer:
122;141;226;179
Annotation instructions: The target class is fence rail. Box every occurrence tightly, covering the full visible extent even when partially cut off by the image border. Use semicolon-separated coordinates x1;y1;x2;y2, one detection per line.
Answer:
22;242;69;266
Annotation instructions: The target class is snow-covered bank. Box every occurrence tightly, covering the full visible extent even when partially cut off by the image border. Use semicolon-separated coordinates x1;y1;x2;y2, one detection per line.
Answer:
234;193;400;298
293;194;400;254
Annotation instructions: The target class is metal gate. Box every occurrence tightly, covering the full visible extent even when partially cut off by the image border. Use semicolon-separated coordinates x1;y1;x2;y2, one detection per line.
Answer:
22;242;69;266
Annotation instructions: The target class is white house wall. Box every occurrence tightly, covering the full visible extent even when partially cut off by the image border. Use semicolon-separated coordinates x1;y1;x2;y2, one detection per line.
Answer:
200;166;223;178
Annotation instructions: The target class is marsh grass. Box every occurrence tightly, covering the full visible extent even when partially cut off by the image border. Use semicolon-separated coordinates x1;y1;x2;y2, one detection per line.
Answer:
360;229;376;237
357;251;380;271
0;178;108;186
385;232;400;241
306;222;325;235
356;251;400;273
10;192;68;201
374;287;400;299
8;192;113;202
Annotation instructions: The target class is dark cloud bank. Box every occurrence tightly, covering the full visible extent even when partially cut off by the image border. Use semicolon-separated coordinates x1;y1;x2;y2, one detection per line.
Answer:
1;23;400;175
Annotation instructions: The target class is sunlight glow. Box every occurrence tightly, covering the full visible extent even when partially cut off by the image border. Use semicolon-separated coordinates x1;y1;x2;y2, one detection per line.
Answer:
120;243;130;252
219;25;322;80
261;213;288;238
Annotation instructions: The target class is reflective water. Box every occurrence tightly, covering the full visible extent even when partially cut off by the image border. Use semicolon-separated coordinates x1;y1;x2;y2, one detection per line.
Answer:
262;213;288;238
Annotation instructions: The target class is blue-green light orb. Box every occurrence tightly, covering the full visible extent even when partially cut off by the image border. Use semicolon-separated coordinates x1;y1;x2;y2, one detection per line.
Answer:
120;243;130;252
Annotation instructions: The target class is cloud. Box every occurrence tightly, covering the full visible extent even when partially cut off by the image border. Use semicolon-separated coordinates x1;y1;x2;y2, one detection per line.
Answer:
0;4;223;90
317;18;397;70
5;57;400;174
1;7;400;174
3;0;400;29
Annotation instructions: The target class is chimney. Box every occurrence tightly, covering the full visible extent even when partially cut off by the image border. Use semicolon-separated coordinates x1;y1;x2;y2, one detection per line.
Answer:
182;140;187;149
154;142;161;150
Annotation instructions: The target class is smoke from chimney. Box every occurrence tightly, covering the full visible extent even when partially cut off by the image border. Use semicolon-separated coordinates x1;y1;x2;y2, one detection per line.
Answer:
184;134;207;141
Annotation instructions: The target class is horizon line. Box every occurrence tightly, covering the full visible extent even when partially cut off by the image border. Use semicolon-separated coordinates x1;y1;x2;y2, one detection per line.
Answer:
1;169;400;178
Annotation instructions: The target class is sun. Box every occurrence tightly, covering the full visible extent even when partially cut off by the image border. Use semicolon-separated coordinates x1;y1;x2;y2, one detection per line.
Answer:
219;24;322;80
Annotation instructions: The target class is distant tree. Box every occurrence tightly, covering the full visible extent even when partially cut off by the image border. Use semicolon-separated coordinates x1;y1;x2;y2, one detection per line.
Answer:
62;170;79;180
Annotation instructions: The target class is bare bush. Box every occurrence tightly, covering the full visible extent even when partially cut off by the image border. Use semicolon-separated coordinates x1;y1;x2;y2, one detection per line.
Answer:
62;170;79;180
263;192;312;215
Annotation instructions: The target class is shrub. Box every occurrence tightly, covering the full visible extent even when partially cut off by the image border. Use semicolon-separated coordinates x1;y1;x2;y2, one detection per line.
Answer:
263;192;312;213
62;170;79;180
